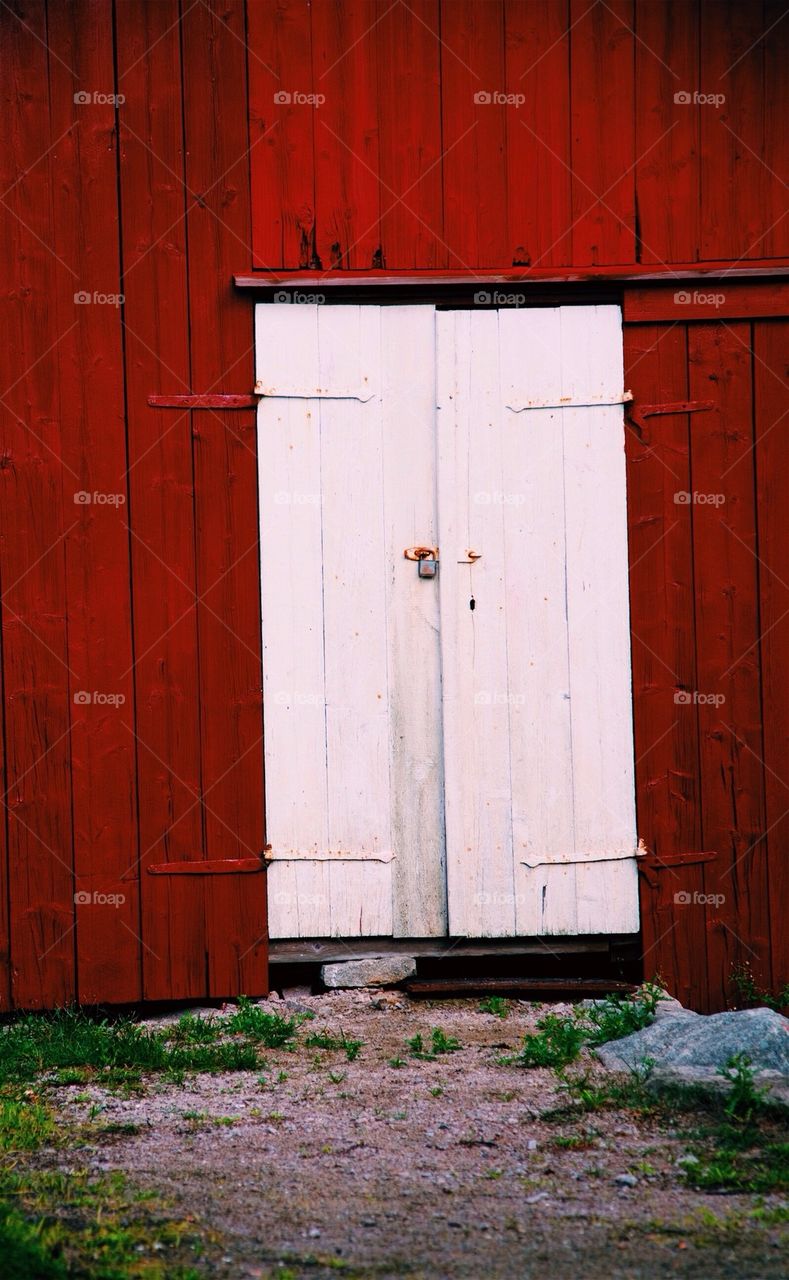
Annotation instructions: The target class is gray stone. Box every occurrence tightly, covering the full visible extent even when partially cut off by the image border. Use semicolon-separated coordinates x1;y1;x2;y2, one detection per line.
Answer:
595;1005;789;1075
614;1174;638;1187
321;955;416;989
645;1065;789;1111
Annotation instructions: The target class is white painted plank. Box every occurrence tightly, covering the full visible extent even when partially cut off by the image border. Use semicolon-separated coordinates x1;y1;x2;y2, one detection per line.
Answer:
497;308;578;935
380;306;446;936
437;310;516;936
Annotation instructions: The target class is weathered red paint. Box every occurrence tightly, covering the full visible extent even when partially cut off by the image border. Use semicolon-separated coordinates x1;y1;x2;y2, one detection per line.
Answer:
0;0;785;1011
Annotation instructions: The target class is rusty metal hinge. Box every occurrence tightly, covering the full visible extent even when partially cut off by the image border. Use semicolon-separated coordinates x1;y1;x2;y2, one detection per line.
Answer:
637;849;718;890
147;855;267;876
627;399;715;443
147;394;260;409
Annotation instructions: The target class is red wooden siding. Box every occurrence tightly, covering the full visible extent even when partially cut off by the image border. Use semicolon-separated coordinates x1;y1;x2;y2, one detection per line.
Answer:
624;306;788;1012
0;0;266;1008
249;0;789;270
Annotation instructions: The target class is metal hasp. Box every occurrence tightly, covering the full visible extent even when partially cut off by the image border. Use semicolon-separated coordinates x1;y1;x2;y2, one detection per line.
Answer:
626;399;715;444
404;545;439;578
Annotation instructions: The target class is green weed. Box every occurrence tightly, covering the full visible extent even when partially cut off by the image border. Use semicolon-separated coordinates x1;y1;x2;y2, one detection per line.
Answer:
304;1029;363;1061
407;1028;461;1059
479;996;509;1019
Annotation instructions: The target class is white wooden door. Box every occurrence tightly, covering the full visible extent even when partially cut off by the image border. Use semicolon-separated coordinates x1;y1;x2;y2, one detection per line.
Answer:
256;303;639;939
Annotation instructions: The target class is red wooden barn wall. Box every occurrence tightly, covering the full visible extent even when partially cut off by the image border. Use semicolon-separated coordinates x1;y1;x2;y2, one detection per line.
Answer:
0;0;786;1011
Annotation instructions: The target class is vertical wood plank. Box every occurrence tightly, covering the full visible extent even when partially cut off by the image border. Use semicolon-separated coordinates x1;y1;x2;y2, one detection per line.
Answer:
437;310;516;936
754;319;789;995
689;322;771;1007
182;0;266;995
380;306;446;936
635;0;700;264
699;1;766;261
376;0;445;268
498;308;576;934
570;0;636;265
623;319;707;1007
312;0;381;270
116;0;206;1000
504;0;572;268
47;0;140;1003
0;0;75;1008
248;0;317;268
762;0;789;259
440;0;509;268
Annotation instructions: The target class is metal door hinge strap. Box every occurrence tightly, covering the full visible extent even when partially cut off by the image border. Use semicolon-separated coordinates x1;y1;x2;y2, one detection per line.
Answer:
627;400;714;443
148;394;260;409
506;391;633;412
147;856;267;875
637;849;718;889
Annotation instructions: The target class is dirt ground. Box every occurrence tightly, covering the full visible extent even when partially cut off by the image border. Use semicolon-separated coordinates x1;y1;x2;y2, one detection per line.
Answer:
39;991;787;1279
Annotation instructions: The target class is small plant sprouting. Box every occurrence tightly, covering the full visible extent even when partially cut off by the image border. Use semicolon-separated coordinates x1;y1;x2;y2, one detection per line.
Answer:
730;964;789;1013
479;996;510;1019
718;1053;768;1125
407;1028;462;1060
303;1029;363;1061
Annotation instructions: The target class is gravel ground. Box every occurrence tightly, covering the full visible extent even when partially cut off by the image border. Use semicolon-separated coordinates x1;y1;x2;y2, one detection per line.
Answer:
42;992;788;1279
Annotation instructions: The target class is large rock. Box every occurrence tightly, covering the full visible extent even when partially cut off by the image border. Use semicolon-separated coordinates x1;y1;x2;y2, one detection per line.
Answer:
596;1005;789;1074
321;955;416;989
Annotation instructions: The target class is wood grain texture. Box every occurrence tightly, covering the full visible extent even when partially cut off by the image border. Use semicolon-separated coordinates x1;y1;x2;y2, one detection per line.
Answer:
48;0;140;1002
0;0;76;1008
634;0;700;265
117;0;207;1000
182;0;266;997
570;0;636;265
754;319;789;994
623;318;707;1009
504;0;572;268
688;322;770;1006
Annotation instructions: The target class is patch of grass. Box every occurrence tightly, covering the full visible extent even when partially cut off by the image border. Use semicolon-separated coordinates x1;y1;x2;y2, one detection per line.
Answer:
510;983;663;1071
407;1028;461;1060
303;1029;363;1061
0;1008;263;1085
479;996;509;1019
388;1057;405;1069
685;1142;789;1193
550;1133;596;1150
224;996;299;1047
720;1052;770;1125
169;1013;222;1044
513;1013;587;1070
0;1092;57;1153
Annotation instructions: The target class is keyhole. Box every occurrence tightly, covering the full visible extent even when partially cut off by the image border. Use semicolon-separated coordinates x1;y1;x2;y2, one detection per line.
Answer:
469;596;476;611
